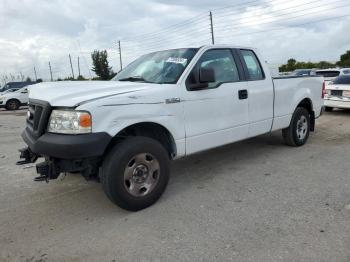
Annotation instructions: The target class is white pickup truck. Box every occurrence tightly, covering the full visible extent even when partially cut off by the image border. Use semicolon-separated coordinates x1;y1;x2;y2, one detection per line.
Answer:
18;45;324;211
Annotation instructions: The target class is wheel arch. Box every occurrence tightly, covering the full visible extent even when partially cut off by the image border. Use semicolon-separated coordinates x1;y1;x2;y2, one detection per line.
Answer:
105;122;177;159
295;97;315;131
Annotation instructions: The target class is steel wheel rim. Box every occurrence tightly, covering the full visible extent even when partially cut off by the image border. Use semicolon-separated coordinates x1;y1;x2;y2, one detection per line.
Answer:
123;153;160;197
296;115;308;140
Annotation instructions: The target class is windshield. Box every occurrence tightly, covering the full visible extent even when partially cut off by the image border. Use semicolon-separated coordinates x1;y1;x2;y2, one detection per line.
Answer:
113;48;198;84
333;75;350;85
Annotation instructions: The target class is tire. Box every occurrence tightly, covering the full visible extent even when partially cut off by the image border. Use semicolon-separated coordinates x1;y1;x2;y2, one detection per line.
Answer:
325;107;333;112
282;107;310;147
101;137;170;211
5;99;20;110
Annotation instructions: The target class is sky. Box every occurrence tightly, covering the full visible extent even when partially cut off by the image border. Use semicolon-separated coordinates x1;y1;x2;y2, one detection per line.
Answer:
1;0;350;83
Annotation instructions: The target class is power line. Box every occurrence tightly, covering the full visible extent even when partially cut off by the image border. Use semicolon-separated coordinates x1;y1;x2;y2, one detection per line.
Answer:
215;14;350;39
213;0;339;26
214;0;349;29
214;2;350;34
76;40;93;79
121;16;209;42
107;0;310;50
121;27;212;48
211;0;284;13
119;0;288;42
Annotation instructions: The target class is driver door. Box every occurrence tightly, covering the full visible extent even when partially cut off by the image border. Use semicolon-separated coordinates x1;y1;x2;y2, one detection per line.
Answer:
182;49;249;155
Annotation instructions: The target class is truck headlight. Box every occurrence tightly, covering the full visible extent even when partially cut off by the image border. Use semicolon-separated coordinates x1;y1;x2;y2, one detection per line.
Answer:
48;110;92;134
343;91;350;97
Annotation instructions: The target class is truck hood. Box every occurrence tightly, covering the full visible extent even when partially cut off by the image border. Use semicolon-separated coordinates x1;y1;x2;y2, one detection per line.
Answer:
28;81;154;107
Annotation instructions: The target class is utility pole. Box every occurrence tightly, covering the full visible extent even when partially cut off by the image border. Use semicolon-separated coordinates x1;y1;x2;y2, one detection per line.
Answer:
34;66;38;81
209;11;215;45
48;62;53;81
69;54;75;79
118;40;123;71
77;56;81;77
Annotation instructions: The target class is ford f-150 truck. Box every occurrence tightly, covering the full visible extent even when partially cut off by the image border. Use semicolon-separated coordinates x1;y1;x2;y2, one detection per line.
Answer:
18;45;324;211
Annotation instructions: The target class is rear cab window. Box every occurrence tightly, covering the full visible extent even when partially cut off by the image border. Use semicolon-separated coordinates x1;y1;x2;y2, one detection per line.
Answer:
240;49;265;81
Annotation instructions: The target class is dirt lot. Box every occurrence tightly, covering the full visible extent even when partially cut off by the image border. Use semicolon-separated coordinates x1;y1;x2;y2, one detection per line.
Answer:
0;108;350;262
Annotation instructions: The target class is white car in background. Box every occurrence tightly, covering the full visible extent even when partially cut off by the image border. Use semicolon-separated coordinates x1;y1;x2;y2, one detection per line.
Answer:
0;87;29;110
324;75;350;111
316;68;350;83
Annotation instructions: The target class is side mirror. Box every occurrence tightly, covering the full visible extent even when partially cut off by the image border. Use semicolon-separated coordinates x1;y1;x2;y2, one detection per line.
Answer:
200;67;216;83
186;66;216;91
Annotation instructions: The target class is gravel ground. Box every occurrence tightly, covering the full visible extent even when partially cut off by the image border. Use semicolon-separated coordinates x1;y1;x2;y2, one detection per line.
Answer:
0;108;350;262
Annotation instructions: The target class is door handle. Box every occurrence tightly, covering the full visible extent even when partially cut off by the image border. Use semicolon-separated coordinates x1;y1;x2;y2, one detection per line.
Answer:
238;89;248;100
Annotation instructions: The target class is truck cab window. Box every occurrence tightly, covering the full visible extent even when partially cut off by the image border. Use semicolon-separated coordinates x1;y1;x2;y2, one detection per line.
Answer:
241;50;264;80
188;49;240;89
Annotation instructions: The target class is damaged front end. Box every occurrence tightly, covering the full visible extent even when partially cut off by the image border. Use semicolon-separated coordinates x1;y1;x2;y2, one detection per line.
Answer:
18;99;111;182
17;147;101;182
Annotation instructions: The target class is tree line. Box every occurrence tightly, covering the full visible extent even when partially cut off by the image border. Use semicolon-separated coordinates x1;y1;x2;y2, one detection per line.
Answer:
279;50;350;72
58;50;116;81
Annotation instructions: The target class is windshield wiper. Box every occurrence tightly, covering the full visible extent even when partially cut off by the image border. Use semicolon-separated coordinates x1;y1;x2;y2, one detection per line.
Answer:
118;76;147;82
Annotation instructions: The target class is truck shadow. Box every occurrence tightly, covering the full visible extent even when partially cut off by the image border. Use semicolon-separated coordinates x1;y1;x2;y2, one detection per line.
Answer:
165;131;285;199
324;109;350;116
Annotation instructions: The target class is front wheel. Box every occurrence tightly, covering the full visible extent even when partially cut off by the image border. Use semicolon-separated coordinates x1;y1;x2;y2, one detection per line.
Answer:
282;107;310;147
325;107;333;112
101;137;170;211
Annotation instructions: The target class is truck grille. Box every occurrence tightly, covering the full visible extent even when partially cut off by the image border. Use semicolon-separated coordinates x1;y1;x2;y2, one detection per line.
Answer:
26;100;51;139
331;90;343;97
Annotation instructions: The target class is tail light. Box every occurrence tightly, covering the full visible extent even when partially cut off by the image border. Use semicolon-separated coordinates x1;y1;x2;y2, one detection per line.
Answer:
322;81;326;98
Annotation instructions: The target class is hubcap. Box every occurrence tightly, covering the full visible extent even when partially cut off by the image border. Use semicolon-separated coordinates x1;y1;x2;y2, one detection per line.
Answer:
296;115;308;140
123;153;160;197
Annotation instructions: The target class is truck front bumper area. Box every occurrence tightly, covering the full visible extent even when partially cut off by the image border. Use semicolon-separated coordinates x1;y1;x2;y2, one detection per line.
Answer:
21;128;112;159
19;129;112;181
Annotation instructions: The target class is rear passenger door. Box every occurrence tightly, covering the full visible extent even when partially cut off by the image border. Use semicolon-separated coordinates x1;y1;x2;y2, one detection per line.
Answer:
238;49;274;137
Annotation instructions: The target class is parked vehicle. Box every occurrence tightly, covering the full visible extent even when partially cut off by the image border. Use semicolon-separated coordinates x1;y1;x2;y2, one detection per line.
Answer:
0;81;36;93
291;69;317;76
316;68;350;83
0;87;29;110
324;75;350;111
18;45;324;211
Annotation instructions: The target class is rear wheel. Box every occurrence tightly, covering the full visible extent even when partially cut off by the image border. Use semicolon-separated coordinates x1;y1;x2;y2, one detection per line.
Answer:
5;99;20;110
282;107;310;147
101;137;170;211
325;106;333;112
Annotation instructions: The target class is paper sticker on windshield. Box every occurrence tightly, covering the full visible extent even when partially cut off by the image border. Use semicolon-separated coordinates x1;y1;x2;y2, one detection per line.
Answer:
166;57;187;65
